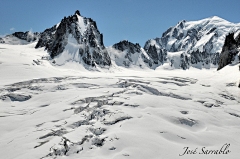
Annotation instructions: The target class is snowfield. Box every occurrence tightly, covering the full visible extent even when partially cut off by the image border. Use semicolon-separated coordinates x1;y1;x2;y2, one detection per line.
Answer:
0;43;240;159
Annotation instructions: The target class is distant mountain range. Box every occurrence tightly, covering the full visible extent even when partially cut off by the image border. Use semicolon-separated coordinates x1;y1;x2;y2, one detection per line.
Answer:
0;10;239;70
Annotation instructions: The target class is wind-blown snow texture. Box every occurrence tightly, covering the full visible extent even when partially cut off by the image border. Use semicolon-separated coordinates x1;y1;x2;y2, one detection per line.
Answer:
0;42;240;159
144;16;240;69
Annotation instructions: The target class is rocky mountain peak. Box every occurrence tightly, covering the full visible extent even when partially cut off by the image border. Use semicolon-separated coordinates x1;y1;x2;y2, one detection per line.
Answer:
112;40;141;53
75;10;81;16
35;10;111;67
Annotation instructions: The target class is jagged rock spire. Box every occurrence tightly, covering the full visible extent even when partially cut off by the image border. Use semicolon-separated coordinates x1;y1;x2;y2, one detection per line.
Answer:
35;10;111;67
75;10;81;16
217;32;240;70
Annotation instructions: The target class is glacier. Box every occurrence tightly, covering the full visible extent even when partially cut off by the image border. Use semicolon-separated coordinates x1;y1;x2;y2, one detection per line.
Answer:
0;10;240;159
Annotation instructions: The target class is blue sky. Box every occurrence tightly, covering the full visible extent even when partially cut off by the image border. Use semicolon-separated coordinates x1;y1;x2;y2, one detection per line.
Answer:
0;0;239;47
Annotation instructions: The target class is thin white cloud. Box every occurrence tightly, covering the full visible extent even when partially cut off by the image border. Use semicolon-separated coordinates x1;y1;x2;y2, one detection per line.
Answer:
10;27;15;31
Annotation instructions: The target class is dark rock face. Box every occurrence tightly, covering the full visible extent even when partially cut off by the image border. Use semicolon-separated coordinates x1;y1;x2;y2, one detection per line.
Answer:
158;48;168;63
75;10;81;16
144;44;167;65
35;25;58;51
0;38;4;43
12;32;39;42
190;49;220;65
146;45;158;64
180;53;190;70
0;31;39;43
113;40;141;53
236;32;240;46
35;11;111;67
217;33;240;70
111;40;153;67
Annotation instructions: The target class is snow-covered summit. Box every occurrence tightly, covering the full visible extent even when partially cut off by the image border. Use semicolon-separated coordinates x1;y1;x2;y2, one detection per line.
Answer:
145;16;240;53
144;16;240;69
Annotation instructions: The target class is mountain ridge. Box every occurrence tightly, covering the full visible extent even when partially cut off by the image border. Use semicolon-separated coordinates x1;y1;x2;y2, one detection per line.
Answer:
0;11;239;70
144;16;240;69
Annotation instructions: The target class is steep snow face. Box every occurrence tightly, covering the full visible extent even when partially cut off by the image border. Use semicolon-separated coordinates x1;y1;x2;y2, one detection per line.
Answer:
234;29;240;40
75;14;87;34
53;34;82;65
144;16;240;69
107;40;155;69
36;10;111;67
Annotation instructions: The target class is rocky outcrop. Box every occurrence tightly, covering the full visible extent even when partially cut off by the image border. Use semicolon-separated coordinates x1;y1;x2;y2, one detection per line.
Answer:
0;38;4;43
0;31;39;44
144;45;167;65
108;40;154;68
217;32;240;70
113;40;141;53
35;25;58;51
35;10;111;67
12;32;39;42
146;45;158;64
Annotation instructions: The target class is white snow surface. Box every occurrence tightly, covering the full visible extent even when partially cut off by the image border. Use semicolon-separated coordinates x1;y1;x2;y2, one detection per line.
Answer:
54;34;83;65
76;14;87;34
184;16;239;53
0;43;240;159
193;33;215;52
234;29;240;39
0;35;31;45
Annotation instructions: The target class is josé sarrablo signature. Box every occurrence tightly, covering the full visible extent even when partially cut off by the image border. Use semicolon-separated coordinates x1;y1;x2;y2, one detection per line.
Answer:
179;143;231;156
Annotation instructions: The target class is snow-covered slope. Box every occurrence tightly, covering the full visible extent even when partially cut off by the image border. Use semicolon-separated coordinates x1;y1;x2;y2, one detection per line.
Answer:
35;10;111;68
144;16;240;69
0;31;39;45
1;42;240;159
